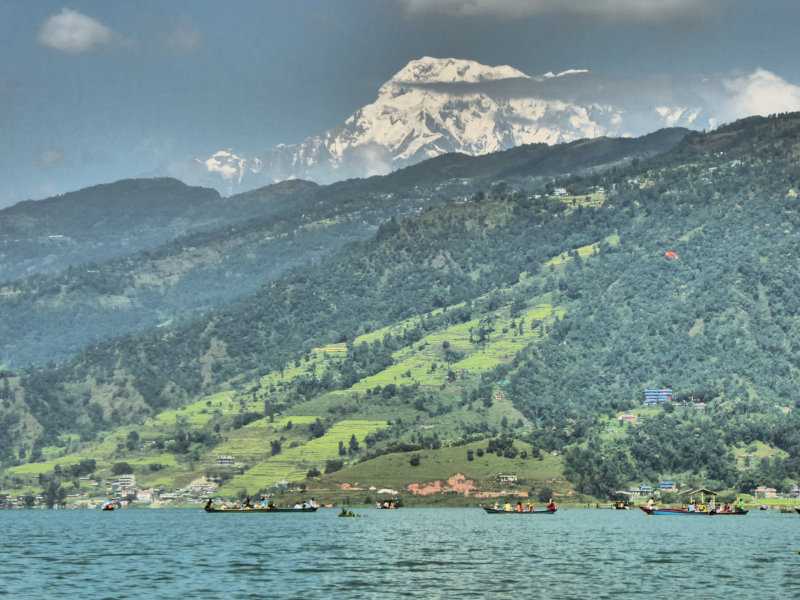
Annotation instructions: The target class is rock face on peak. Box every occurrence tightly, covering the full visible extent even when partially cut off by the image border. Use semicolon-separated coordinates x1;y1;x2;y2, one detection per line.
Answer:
388;56;530;84
190;57;700;192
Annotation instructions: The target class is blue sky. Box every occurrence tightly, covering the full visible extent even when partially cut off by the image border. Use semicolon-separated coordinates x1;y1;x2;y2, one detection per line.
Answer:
2;0;800;206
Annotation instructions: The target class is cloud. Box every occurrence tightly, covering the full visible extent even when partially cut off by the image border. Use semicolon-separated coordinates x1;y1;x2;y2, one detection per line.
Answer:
399;0;703;21
719;69;800;121
37;8;114;53
36;149;65;168
196;149;248;183
165;23;202;53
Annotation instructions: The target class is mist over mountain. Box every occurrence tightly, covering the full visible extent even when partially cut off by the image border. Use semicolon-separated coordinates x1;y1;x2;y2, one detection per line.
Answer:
184;57;713;193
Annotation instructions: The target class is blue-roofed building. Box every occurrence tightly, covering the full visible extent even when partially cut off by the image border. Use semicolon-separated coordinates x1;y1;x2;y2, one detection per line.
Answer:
659;481;678;492
643;388;673;406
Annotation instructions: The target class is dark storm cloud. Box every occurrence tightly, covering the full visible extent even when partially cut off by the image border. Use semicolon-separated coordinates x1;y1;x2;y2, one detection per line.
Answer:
398;0;716;22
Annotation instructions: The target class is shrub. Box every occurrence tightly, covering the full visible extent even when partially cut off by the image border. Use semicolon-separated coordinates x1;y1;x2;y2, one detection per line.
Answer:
324;459;344;474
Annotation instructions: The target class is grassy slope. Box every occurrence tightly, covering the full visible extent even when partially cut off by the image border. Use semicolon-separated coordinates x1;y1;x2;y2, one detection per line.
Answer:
219;419;387;495
1;231;615;498
319;440;569;494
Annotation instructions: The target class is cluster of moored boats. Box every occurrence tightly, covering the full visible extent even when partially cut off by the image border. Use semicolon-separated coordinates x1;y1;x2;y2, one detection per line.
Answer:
91;491;800;515
88;486;794;516
204;497;320;513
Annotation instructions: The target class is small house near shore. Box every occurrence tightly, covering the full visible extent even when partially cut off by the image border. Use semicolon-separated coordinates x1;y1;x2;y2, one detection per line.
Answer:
754;486;778;499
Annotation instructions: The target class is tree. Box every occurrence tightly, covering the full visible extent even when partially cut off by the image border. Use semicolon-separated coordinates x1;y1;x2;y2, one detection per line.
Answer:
409;454;421;467
467;449;474;462
310;418;327;438
111;462;133;475
307;467;321;478
43;479;66;508
125;430;140;451
270;440;282;456
348;434;360;455
338;440;347;456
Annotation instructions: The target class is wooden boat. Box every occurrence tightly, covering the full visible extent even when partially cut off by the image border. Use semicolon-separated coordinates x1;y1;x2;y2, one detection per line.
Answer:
482;507;557;514
204;506;318;513
639;506;748;516
796;507;800;515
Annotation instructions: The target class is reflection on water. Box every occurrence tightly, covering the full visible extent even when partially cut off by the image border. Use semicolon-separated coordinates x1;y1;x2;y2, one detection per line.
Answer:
1;508;798;599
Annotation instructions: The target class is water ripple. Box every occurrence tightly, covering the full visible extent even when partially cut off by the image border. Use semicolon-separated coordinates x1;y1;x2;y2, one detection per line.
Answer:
0;508;796;599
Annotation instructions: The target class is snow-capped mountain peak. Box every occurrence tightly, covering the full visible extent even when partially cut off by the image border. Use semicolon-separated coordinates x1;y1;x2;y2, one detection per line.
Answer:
190;57;701;192
388;56;529;84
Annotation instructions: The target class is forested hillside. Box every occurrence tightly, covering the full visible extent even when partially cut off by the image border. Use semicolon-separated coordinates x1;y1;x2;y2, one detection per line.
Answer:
4;114;800;499
0;177;322;283
0;130;683;368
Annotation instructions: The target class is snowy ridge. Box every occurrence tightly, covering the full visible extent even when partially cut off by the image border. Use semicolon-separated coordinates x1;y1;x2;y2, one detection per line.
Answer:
192;57;700;190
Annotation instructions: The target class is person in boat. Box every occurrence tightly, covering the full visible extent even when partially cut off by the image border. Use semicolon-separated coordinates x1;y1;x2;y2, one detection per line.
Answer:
698;503;706;513
547;499;557;512
687;502;696;512
515;501;524;512
309;498;318;509
526;501;534;512
493;502;500;510
646;497;656;510
736;498;745;513
204;498;214;511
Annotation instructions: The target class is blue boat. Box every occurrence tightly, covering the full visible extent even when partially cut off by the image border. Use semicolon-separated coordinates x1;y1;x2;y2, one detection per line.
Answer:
640;506;747;516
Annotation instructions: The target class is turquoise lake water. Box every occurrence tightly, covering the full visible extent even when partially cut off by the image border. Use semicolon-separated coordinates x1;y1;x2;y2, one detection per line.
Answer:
1;508;798;599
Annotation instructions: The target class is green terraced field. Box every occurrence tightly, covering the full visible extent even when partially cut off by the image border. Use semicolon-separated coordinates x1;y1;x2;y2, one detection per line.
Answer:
555;191;607;209
220;419;387;495
349;303;562;392
321;440;567;492
210;416;318;463
150;390;237;428
545;233;620;267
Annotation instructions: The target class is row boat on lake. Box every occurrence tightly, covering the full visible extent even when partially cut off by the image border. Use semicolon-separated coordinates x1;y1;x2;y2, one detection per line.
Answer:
639;507;748;516
482;507;557;515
